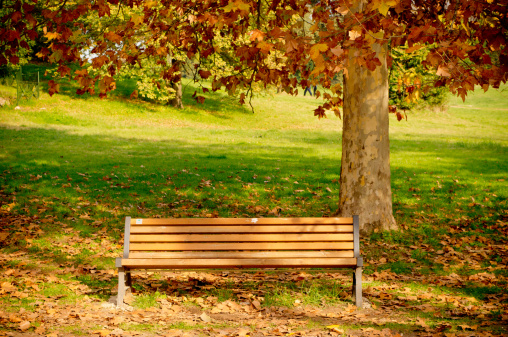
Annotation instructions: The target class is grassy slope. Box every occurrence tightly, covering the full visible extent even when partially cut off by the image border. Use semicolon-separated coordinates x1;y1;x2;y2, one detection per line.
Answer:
0;71;507;336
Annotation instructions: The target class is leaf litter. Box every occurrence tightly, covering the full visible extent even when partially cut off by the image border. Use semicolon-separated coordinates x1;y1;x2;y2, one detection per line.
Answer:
0;193;507;336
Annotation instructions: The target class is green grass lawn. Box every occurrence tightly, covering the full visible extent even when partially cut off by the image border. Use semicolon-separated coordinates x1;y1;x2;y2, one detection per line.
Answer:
0;69;506;336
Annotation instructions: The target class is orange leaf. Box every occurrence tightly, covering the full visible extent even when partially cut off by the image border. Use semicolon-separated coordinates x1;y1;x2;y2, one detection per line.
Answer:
249;29;264;42
436;65;451;77
75;69;88;76
257;41;272;54
335;6;349;15
104;32;122;43
309;43;328;61
406;44;423;53
93;329;111;337
44;31;60;41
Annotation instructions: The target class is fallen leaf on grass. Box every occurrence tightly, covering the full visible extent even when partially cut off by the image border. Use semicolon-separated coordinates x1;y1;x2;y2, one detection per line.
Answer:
0;232;9;242
34;325;46;334
416;317;428;328
200;312;212;322
1;282;17;292
19;321;30;331
237;327;251;336
93;329;111;337
458;324;478;331
327;325;345;334
251;299;261;310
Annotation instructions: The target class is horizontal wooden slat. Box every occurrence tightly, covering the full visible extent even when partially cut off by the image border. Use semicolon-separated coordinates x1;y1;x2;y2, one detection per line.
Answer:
130;217;354;226
119;257;358;269
128;251;355;259
130;225;354;234
129;233;354;243
129;242;354;251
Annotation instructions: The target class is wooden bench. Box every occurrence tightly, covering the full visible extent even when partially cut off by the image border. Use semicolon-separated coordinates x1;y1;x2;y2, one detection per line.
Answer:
116;216;363;307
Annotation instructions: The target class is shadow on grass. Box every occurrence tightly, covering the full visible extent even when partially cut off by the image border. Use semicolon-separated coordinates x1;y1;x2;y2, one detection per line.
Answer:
1;123;506;222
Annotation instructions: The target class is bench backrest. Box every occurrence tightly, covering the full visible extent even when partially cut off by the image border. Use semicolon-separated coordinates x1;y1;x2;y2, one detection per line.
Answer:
122;216;360;269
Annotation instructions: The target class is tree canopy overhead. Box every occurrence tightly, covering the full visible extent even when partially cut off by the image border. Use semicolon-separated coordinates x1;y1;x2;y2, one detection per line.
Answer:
1;0;507;232
2;0;506;105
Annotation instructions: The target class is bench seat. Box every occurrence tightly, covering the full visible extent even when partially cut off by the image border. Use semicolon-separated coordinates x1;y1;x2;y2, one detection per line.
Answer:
116;216;363;307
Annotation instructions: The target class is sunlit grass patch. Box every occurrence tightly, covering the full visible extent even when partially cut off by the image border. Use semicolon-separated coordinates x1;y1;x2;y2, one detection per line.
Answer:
132;291;166;309
262;279;350;308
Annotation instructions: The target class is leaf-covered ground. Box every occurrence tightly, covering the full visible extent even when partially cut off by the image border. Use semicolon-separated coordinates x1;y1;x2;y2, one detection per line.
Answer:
1;201;506;337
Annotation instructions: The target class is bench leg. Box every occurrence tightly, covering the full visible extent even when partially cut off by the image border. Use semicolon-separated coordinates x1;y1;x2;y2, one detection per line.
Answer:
117;267;127;306
352;267;363;308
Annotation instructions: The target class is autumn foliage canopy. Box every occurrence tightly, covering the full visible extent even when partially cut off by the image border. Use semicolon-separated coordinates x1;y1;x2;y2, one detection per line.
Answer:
1;0;507;115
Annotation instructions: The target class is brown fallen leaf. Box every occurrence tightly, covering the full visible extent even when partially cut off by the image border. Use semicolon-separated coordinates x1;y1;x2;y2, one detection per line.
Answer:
34;325;46;334
200;312;212;322
416;317;428;328
9;314;22;323
237;327;251;336
123;293;134;304
93;329;111;337
0;232;9;242
1;282;17;292
251;299;261;310
19;321;30;331
458;324;478;331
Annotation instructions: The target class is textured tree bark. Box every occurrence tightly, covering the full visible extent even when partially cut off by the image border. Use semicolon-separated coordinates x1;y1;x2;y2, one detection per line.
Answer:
337;41;397;234
169;80;183;109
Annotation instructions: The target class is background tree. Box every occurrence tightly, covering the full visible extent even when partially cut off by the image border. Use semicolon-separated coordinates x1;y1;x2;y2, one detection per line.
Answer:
389;45;449;113
2;0;506;233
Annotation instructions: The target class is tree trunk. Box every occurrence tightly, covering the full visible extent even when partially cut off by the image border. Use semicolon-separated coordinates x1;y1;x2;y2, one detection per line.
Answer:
337;41;397;234
169;80;183;109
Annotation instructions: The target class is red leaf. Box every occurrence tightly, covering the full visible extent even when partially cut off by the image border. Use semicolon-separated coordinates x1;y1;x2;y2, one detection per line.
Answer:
457;88;467;102
20;41;30;49
27;29;38;41
9;55;20;64
57;65;71;77
198;70;212;79
26;14;37;28
11;11;22;23
314;106;327;119
7;30;20;42
48;80;60;96
366;57;382;71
